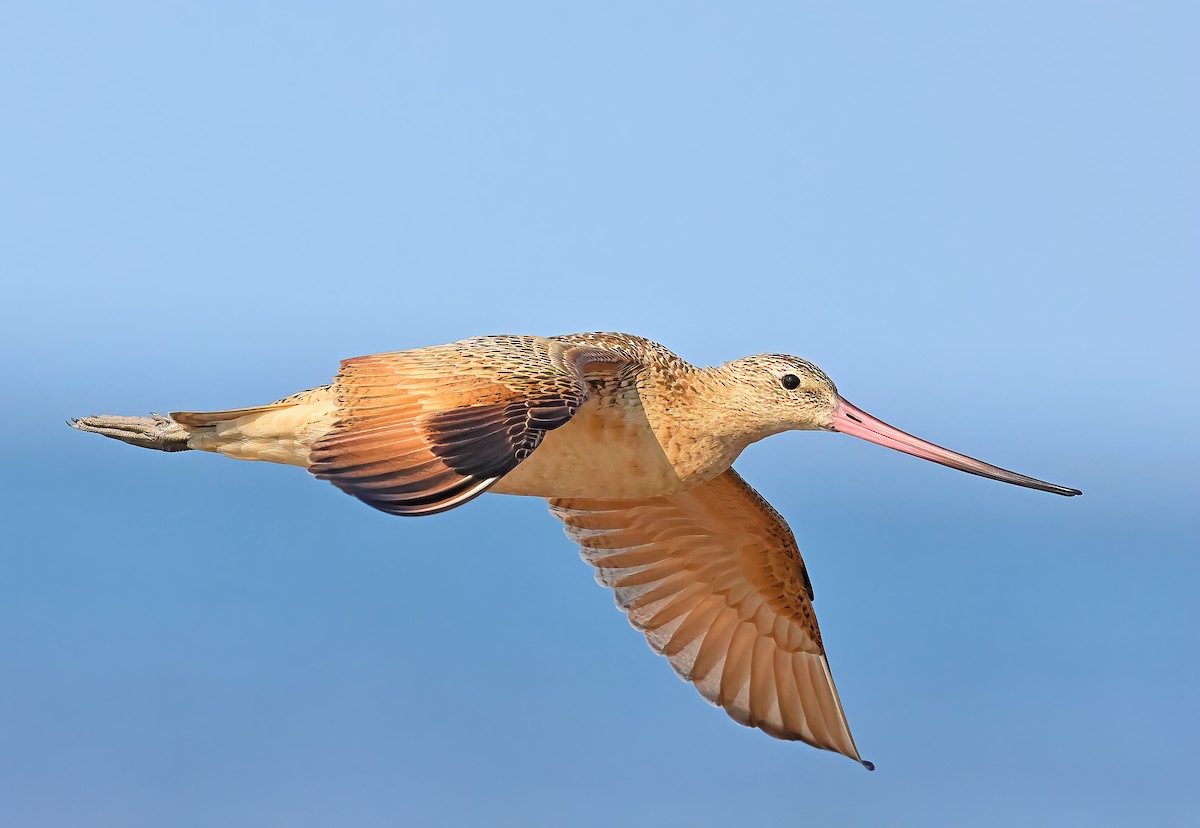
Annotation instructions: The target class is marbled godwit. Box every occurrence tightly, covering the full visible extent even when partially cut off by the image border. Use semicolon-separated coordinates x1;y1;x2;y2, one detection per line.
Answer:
70;333;1080;768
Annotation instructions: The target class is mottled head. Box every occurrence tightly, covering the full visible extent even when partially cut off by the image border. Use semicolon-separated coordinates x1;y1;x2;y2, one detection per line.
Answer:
721;353;1081;497
721;354;842;433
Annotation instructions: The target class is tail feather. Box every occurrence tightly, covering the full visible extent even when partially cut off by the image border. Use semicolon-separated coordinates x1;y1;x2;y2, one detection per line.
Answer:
170;403;296;427
72;385;337;466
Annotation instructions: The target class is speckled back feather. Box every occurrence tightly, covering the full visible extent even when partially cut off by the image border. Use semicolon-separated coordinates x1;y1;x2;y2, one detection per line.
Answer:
308;335;634;515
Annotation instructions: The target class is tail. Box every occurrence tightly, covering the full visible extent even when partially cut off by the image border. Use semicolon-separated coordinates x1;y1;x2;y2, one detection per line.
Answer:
69;413;193;452
70;387;337;467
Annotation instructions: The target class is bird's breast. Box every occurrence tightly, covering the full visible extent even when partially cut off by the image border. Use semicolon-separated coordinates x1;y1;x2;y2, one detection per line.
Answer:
490;386;690;499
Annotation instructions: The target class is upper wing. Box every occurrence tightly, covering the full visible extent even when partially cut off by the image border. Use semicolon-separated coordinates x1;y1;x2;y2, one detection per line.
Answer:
549;468;870;767
310;335;629;516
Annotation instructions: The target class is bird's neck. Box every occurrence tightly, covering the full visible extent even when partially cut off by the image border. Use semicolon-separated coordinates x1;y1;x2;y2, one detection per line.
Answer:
643;364;775;485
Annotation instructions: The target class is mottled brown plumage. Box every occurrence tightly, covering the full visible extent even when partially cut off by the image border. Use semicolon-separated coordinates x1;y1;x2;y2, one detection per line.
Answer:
70;332;1081;769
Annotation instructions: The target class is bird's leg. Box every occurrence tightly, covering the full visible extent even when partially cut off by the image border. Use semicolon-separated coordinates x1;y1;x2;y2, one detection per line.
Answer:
69;413;192;452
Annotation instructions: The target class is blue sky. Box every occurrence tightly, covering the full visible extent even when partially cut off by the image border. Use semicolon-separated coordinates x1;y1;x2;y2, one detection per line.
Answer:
2;3;1197;826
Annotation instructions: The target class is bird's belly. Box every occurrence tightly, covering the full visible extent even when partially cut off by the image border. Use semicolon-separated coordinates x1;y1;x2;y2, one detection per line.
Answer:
490;398;685;499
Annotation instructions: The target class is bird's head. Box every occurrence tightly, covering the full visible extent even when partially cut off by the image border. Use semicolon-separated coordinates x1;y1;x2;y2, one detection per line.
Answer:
720;354;841;432
720;354;1081;497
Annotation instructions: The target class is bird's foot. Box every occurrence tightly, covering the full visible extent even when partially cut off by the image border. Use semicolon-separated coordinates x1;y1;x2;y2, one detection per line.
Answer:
68;413;192;452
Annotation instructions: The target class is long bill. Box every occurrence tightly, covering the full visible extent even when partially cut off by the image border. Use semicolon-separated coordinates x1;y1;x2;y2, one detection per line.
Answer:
830;398;1081;496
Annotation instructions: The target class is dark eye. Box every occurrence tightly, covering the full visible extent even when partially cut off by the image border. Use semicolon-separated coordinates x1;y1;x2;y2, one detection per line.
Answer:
781;373;801;390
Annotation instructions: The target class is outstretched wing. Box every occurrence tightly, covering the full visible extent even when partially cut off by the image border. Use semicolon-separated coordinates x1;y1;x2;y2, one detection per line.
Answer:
310;335;628;516
549;468;869;767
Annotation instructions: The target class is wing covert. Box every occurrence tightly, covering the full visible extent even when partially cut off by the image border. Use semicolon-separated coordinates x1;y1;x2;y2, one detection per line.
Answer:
309;336;629;515
549;468;869;767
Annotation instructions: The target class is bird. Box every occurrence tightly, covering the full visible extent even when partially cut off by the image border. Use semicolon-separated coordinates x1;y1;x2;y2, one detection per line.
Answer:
69;332;1081;769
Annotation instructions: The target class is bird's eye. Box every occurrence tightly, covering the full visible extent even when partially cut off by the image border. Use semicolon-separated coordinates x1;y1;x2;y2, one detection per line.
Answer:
781;374;801;390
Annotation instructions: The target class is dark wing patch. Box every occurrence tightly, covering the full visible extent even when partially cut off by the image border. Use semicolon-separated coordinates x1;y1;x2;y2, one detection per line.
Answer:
309;336;629;516
423;395;578;477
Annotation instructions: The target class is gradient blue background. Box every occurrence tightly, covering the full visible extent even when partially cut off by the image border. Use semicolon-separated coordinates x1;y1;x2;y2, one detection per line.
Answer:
2;3;1197;826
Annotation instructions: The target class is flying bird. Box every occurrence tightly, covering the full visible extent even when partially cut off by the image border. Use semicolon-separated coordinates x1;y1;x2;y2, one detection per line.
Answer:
70;333;1080;769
